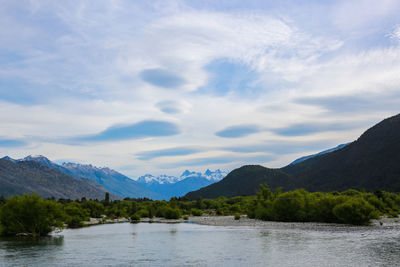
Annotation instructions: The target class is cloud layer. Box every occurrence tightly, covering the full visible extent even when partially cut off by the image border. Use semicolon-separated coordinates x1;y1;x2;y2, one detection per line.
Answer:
0;0;399;177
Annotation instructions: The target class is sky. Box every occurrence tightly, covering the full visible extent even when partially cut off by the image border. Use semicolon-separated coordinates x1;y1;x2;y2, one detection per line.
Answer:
0;0;399;178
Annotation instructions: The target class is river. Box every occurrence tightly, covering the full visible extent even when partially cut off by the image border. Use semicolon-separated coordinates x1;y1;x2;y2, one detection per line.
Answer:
1;221;400;266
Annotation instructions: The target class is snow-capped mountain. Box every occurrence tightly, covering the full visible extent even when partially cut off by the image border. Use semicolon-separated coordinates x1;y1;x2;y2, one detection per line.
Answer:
137;169;227;185
136;169;227;199
137;174;181;184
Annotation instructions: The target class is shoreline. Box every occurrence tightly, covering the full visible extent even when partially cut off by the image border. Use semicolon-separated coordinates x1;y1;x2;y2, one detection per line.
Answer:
188;215;400;229
81;215;400;229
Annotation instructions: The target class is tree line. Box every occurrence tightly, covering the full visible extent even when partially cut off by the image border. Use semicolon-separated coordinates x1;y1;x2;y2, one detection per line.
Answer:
1;186;399;236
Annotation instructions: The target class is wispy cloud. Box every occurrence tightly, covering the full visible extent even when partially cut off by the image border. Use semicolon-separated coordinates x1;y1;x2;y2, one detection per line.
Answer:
295;92;400;114
222;140;336;155
159;153;276;169
0;138;27;147
74;120;180;142
136;146;202;160
140;68;186;89
273;122;363;137
215;125;261;138
156;100;186;114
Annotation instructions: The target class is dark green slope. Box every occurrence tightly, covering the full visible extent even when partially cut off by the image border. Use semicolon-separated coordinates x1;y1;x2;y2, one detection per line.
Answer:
284;113;400;192
186;113;400;199
0;159;115;200
185;165;292;199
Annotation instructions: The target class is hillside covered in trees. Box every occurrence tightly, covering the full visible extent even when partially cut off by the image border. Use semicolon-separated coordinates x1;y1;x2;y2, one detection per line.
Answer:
186;113;400;199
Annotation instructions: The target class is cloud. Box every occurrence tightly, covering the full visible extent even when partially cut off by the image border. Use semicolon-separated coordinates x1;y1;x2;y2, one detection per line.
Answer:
74;120;180;142
222;140;337;155
156;100;183;114
1;1;399;177
273;122;363;137
136;146;202;160
140;68;185;88
159;154;276;169
295;92;400;114
215;124;261;138
388;24;400;42
0;138;27;147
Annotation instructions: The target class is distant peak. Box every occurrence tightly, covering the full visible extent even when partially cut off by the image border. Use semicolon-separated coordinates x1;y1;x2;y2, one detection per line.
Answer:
25;154;48;159
181;170;193;176
204;169;212;175
23;155;52;163
1;156;17;162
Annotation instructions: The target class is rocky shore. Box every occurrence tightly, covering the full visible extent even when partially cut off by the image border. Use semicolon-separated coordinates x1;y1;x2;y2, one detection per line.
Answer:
189;215;400;228
81;215;400;229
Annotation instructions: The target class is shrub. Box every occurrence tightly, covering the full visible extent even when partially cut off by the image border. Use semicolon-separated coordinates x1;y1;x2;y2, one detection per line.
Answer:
164;207;181;219
216;208;224;215
183;215;189;220
137;209;150;218
234;215;241;220
66;216;84;228
0;194;65;236
191;208;203;216
130;214;141;223
333;198;377;225
272;191;307;222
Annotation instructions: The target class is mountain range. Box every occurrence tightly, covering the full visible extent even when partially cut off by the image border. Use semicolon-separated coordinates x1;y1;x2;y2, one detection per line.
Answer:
185;113;400;199
137;169;227;199
1;155;226;200
0;158;112;200
3;113;399;201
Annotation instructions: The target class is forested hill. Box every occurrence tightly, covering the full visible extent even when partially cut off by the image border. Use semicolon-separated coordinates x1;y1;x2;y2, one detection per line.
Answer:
0;159;115;200
283;113;400;192
185;113;400;199
185;165;291;199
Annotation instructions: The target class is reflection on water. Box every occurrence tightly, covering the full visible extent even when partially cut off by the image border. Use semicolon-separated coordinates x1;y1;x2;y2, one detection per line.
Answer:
1;222;400;266
0;235;64;266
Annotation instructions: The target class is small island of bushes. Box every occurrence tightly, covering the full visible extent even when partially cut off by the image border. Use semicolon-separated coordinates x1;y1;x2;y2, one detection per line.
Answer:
1;185;399;236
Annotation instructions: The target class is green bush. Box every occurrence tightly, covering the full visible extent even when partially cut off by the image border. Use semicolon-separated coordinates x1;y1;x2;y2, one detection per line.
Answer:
130;213;141;223
272;191;307;222
0;194;65;236
234;215;241;220
66;216;84;228
164;207;181;219
191;208;203;216
137;209;150;218
333;198;377;225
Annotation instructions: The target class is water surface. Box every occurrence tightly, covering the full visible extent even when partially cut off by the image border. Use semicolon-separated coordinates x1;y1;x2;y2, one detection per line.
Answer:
1;222;400;266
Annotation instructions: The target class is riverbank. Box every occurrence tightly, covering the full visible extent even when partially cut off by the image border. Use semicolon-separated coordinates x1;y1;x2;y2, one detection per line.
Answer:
188;215;400;228
82;215;400;229
83;217;130;226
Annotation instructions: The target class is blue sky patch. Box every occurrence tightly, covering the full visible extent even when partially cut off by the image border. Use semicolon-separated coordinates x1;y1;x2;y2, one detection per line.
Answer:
198;58;260;97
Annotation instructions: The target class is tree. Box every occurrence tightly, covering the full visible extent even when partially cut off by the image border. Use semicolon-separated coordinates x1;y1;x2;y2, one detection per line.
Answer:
105;192;110;205
0;194;65;236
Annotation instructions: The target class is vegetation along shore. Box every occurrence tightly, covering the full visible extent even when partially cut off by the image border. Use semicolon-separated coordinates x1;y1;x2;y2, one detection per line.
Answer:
1;185;400;236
